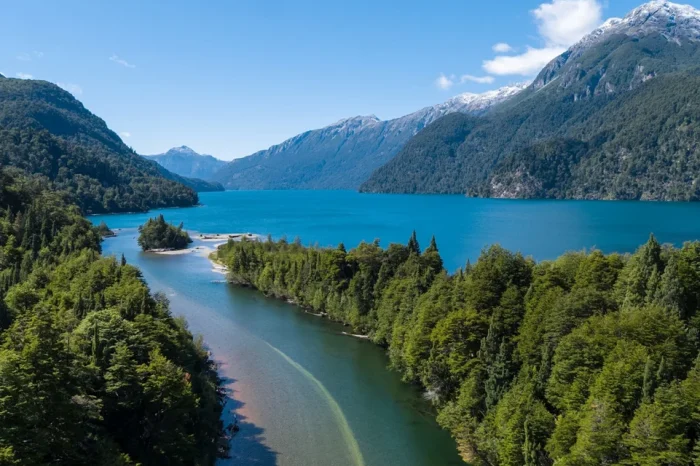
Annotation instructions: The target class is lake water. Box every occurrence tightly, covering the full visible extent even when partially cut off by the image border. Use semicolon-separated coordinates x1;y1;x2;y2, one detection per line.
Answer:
91;190;700;466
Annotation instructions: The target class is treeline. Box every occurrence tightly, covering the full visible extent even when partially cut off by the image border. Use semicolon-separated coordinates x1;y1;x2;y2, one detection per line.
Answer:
216;233;700;465
0;128;199;214
0;166;225;465
138;215;192;251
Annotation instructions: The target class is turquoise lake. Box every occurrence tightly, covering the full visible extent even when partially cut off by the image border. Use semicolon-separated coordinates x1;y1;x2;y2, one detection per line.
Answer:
91;190;700;466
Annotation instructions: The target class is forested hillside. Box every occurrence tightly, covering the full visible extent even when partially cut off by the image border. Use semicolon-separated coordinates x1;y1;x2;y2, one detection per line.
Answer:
361;3;700;200
0;166;225;464
216;233;700;465
0;76;207;212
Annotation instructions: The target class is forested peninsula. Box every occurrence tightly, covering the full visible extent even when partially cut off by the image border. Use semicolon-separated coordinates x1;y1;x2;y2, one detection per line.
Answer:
215;233;700;465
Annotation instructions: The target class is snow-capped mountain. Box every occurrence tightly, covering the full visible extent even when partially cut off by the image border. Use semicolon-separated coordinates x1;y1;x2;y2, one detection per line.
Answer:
536;1;700;90
212;83;527;190
361;1;700;199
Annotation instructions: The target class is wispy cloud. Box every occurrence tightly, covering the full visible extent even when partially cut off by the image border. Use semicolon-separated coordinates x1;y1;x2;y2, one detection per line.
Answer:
435;73;455;90
120;132;132;139
460;74;495;84
16;72;33;80
17;51;44;61
492;43;514;53
110;54;136;68
483;0;603;76
57;82;83;96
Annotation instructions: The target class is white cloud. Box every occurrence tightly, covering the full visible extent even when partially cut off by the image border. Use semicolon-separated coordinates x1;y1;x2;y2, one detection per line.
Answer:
435;73;455;90
492;43;514;53
484;46;567;76
110;54;136;68
57;82;83;96
482;0;603;76
33;51;43;59
533;0;603;46
16;72;33;79
120;132;132;138
460;74;495;84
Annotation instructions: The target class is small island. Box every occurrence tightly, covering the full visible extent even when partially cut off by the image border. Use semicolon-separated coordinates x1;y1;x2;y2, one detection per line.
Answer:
138;214;192;251
95;221;116;238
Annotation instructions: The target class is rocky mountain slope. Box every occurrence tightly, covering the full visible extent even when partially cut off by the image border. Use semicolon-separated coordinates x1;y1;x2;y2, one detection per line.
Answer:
212;84;527;190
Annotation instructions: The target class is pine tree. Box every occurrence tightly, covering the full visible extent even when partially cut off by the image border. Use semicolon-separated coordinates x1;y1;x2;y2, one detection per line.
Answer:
407;230;420;255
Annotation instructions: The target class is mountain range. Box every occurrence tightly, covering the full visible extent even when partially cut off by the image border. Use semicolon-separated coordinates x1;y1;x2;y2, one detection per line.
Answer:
361;1;700;200
176;0;700;202
210;84;527;190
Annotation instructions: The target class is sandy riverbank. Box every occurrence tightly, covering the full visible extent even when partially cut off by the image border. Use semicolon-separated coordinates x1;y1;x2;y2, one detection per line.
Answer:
197;232;263;242
149;245;215;256
149;231;262;256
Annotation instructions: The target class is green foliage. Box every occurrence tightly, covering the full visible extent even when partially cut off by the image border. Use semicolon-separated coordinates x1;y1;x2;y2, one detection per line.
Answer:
217;233;700;465
137;215;192;251
0;167;224;465
0;76;201;213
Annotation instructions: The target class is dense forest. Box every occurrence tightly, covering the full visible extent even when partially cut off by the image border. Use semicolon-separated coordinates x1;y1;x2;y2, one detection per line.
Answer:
215;233;700;465
0;76;221;214
0;166;225;464
361;31;700;200
138;215;192;251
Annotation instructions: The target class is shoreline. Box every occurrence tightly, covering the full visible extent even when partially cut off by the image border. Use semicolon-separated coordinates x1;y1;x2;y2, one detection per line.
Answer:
148;231;263;257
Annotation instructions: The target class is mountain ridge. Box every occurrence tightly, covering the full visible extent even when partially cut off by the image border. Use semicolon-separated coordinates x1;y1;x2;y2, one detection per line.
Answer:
212;83;528;190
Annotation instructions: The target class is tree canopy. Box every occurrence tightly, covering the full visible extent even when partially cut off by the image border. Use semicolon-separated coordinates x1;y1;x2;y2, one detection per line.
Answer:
138;215;192;251
0;167;225;465
215;232;700;465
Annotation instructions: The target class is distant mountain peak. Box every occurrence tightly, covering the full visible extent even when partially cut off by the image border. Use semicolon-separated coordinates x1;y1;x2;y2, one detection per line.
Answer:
145;146;226;181
169;145;197;154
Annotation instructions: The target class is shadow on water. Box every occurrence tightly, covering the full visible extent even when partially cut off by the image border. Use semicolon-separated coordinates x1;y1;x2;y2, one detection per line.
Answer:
219;376;279;466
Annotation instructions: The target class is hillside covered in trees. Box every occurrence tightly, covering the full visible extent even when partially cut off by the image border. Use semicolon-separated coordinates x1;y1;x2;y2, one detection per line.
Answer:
215;233;700;465
0;166;225;464
0;75;220;214
361;3;700;201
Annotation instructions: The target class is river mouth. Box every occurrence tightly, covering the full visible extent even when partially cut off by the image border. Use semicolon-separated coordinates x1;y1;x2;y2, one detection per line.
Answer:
99;229;464;466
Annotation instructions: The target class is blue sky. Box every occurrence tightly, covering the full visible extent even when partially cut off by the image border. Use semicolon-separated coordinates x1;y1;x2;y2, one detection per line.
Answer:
1;0;692;160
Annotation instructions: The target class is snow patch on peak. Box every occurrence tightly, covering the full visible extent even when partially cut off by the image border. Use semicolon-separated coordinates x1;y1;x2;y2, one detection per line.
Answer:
448;83;530;110
331;115;380;126
385;82;529;134
575;0;700;49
